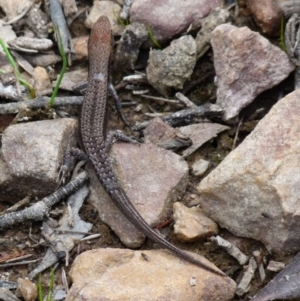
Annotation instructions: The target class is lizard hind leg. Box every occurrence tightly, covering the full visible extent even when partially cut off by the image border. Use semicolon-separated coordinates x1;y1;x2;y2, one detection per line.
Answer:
57;147;89;186
105;130;141;153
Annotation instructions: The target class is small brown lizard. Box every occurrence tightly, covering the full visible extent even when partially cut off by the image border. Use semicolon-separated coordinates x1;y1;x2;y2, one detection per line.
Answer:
79;15;225;277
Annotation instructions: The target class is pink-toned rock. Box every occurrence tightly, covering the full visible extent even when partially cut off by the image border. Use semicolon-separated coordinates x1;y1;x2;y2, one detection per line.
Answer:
130;0;223;43
67;248;236;301
179;123;230;157
246;0;283;36
212;24;295;121
88;143;189;248
198;89;300;255
173;202;219;242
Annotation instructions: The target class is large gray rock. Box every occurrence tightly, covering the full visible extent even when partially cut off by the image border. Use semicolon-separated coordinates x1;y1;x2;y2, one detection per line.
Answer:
198;89;300;255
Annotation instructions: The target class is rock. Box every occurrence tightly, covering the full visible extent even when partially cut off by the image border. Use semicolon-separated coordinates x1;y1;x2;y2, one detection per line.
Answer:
198;89;300;255
144;118;192;151
88;143;189;248
0;22;16;47
67;248;236;301
195;7;231;59
54;69;88;91
18;278;38;301
130;0;223;44
211;24;295;121
173;202;219;242
147;35;196;96
246;0;283;36
85;0;124;36
26;5;49;38
192;159;210;177
114;22;148;76
0;119;77;203
32;66;52;96
144;117;177;144
72;36;89;59
0;0;31;20
22;53;61;67
277;0;300;17
179;123;230;157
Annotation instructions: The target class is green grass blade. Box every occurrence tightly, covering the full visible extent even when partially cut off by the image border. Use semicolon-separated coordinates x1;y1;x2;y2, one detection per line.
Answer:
38;274;43;301
48;25;68;107
280;17;286;52
147;24;161;49
0;38;36;98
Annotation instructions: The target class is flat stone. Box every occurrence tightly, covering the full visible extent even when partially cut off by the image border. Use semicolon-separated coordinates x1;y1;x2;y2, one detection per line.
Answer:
1;118;77;203
198;89;300;255
88;143;189;248
179;123;230;157
173;202;219;242
130;0;223;44
211;24;295;121
67;248;236;301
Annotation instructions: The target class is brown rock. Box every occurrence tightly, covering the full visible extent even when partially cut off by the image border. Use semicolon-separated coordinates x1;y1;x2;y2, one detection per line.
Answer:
67;248;236;301
246;0;283;36
173;202;219;242
144;117;177;144
18;278;38;301
88;143;189;248
130;0;223;44
211;24;295;120
72;36;89;59
32;66;52;96
198;89;300;255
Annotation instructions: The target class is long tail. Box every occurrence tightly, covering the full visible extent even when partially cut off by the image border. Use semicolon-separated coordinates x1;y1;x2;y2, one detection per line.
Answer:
110;187;226;277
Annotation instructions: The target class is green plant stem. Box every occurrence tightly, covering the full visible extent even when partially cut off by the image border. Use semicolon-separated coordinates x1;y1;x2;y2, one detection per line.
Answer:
0;39;36;98
48;26;67;107
147;24;161;49
38;274;43;301
280;17;286;52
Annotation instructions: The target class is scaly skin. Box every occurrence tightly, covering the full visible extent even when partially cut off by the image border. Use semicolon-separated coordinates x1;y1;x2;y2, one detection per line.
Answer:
80;15;225;277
